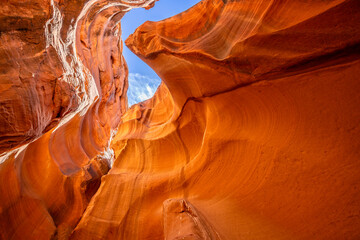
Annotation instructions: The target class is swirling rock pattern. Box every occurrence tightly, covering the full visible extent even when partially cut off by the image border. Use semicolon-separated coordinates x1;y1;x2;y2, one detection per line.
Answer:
1;0;360;239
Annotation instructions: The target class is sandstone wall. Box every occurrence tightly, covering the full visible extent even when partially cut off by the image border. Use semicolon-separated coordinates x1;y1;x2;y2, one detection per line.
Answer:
1;0;360;239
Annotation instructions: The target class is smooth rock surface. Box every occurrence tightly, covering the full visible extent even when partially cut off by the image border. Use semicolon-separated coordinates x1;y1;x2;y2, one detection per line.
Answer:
1;0;360;239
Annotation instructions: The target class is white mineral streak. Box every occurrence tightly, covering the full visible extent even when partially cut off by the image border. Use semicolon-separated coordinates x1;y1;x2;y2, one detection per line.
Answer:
44;0;155;132
97;129;118;168
1;0;156;165
45;0;99;132
0;149;19;164
0;142;33;164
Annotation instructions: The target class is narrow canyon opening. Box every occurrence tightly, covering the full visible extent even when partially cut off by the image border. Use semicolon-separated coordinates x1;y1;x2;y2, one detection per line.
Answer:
121;0;201;106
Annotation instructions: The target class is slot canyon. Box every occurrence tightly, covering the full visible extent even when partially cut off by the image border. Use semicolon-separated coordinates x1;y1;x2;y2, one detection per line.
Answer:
0;0;360;239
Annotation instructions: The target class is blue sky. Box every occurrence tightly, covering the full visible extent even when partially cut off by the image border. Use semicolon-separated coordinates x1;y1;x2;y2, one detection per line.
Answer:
121;0;201;106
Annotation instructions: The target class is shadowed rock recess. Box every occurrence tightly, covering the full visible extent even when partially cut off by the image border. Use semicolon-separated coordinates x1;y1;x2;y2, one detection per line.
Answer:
0;0;360;239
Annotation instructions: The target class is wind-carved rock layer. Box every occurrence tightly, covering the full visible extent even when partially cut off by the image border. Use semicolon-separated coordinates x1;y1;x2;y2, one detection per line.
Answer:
0;0;151;239
1;0;360;239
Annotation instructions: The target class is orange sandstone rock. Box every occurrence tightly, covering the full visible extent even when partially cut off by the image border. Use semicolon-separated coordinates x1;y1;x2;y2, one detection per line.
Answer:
1;0;360;239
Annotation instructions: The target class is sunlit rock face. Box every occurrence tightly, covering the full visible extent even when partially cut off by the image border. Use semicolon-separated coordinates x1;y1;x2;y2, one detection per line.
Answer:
0;0;148;239
1;0;360;239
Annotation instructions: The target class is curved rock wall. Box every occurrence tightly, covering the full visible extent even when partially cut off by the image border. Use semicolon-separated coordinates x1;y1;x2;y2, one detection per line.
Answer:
1;0;360;239
0;0;150;239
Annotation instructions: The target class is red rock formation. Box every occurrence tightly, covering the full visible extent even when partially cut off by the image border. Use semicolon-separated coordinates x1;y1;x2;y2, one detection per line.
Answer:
1;0;360;239
0;0;135;238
